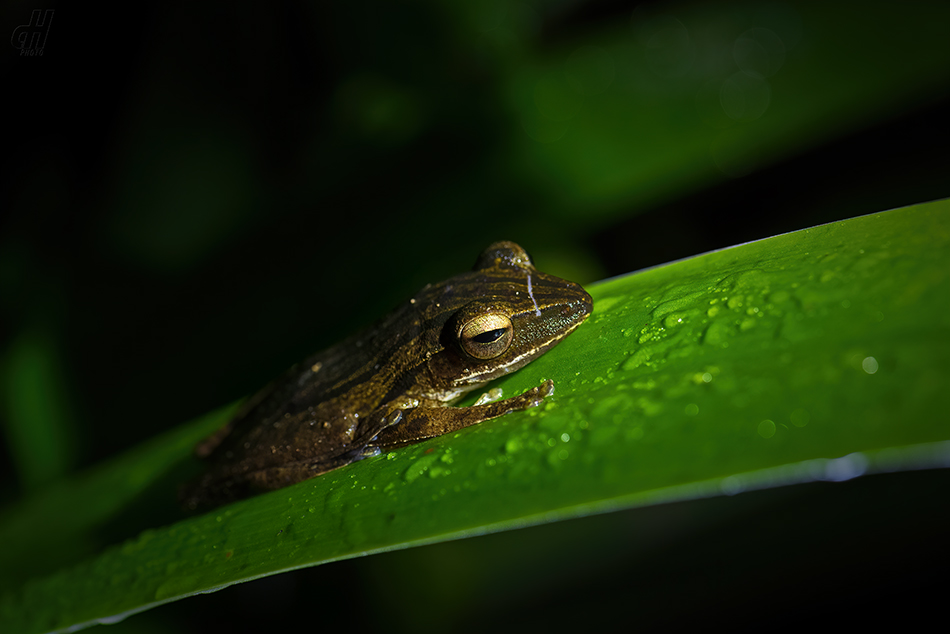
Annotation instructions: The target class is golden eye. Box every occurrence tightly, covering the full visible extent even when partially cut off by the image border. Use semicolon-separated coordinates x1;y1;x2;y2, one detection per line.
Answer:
458;313;514;360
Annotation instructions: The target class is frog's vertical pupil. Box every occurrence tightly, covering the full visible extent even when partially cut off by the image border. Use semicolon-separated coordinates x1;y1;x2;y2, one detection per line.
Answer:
473;328;507;344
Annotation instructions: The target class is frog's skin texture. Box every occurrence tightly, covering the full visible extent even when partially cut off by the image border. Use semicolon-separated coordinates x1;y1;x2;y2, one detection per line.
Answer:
180;242;592;510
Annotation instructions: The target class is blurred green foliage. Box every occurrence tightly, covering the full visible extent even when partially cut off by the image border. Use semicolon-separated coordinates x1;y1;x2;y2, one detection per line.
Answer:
1;330;76;492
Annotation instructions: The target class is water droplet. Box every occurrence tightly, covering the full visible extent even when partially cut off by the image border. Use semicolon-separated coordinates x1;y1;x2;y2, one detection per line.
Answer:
684;403;699;416
721;476;742;495
664;313;687;328
560;432;571;443
404;454;438;483
428;466;450;478
632;378;657;390
862;356;879;374
757;419;776;438
595;296;621;312
823;453;868;481
790;408;809;427
622;343;649;367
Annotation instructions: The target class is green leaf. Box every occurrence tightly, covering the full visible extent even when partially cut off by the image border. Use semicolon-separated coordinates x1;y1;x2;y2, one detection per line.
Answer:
2;199;949;633
477;0;950;215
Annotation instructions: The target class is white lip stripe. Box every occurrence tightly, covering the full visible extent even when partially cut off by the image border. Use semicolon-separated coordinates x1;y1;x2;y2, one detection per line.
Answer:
527;272;541;317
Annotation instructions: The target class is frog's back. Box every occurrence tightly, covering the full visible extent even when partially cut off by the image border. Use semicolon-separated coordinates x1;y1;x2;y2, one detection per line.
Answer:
180;304;422;509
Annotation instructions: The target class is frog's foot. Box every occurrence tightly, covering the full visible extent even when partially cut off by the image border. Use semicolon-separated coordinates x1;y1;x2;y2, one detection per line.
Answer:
368;380;555;450
521;379;554;405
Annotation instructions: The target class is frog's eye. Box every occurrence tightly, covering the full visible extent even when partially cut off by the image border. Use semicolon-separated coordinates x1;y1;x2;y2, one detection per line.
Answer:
458;313;514;359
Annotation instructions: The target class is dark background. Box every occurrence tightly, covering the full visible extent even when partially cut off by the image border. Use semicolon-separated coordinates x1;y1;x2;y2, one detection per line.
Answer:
2;0;948;631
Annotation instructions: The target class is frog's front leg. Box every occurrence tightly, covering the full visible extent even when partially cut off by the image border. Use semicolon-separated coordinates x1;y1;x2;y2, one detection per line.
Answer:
364;380;554;452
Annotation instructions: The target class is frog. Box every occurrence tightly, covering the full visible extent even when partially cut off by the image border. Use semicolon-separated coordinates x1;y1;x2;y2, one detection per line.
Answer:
180;241;592;510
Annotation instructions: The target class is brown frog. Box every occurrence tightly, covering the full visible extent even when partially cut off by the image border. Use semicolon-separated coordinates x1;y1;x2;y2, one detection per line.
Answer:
181;242;592;510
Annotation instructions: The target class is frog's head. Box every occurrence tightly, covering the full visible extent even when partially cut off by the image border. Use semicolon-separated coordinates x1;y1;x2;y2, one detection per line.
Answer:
425;241;592;388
